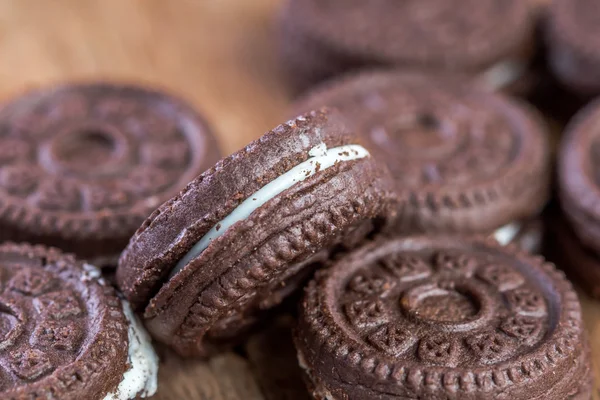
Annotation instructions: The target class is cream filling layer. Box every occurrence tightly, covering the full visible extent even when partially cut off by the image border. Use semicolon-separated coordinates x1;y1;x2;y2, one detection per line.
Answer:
493;221;522;246
479;60;526;91
169;143;370;279
103;300;159;400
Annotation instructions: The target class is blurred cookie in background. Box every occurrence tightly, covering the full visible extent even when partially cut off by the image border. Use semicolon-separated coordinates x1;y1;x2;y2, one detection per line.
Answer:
279;0;535;95
550;99;600;298
0;82;221;267
292;71;551;252
546;0;600;97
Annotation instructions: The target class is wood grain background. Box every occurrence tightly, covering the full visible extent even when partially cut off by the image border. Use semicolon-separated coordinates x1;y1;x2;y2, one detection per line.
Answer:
0;1;597;398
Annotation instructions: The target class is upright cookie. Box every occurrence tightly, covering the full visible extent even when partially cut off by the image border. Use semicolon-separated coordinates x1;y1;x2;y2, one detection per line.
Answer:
0;83;220;266
293;71;551;249
117;109;396;357
280;0;534;93
0;242;158;399
546;0;600;95
555;99;600;296
296;236;592;400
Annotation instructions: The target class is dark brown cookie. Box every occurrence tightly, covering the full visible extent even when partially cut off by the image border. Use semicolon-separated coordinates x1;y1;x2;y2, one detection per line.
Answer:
296;236;592;400
116;109;397;357
293;71;551;243
555;99;600;296
546;0;600;95
0;242;158;399
559;99;600;251
545;212;600;298
0;83;220;267
279;0;534;93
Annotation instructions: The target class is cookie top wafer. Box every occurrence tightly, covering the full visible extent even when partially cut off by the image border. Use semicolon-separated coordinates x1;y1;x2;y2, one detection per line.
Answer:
293;71;551;235
559;99;600;251
296;236;591;400
0;83;220;264
284;0;533;72
117;109;397;358
0;242;158;400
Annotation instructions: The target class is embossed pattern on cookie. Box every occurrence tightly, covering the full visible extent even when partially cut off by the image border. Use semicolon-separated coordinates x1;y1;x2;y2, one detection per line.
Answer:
293;71;550;237
295;236;592;400
0;243;158;399
0;83;220;264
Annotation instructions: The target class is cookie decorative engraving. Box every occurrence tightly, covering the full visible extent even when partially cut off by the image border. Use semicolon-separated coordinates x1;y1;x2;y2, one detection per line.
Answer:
34;180;81;211
505;287;547;317
476;263;525;291
418;334;461;366
0;84;218;258
500;315;543;344
298;237;588;399
9;269;55;296
9;349;53;380
34;291;83;320
348;273;394;297
465;332;515;364
434;252;478;277
335;245;549;370
0;165;39;195
292;72;549;236
32;320;83;351
367;323;415;357
0;243;130;397
0;302;25;351
344;299;388;328
380;254;432;282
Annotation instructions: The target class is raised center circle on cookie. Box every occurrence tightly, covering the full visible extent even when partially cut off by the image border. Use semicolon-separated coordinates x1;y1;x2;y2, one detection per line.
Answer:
413;288;478;322
401;280;493;331
370;111;461;158
41;122;129;176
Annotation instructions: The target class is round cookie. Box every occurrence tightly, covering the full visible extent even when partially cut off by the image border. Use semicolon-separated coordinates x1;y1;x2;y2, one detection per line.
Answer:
546;0;600;95
545;212;600;298
116;109;397;358
296;236;593;400
293;71;551;246
0;242;158;399
556;99;600;296
279;0;535;93
559;98;600;250
0;83;220;267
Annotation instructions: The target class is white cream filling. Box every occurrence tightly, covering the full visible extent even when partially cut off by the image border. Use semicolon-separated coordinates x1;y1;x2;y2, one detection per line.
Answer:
169;143;370;279
103;301;159;400
493;221;522;246
518;229;542;253
479;60;526;91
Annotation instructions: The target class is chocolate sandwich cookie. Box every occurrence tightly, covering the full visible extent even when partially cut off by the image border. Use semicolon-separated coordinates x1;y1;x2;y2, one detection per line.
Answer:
555;99;600;297
296;236;593;400
279;0;535;93
293;71;551;251
0;83;220;267
546;0;600;95
117;109;396;357
0;242;158;399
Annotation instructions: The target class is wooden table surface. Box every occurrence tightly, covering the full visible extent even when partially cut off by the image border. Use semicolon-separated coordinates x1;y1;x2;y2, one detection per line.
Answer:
0;1;597;399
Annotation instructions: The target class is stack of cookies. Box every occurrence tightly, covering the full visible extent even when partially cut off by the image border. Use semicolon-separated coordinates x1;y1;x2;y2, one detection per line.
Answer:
0;0;598;399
